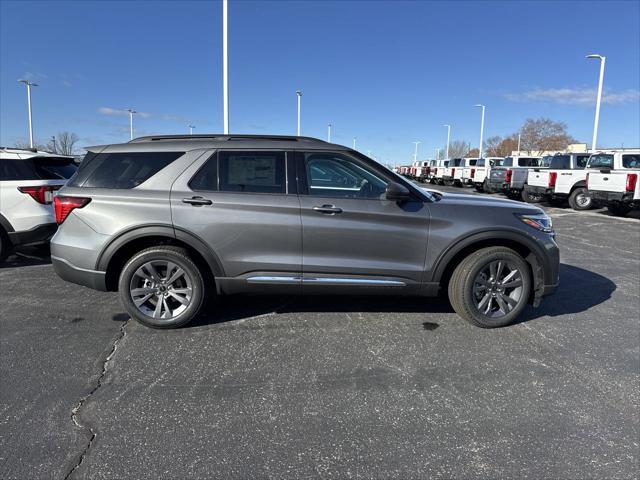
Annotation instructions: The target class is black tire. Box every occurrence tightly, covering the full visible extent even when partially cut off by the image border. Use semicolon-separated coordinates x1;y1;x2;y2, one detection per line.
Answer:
0;227;12;262
482;179;491;193
568;187;593;210
437;179;445;186
474;183;484;192
118;246;207;329
447;247;531;328
607;203;631;217
521;186;542;203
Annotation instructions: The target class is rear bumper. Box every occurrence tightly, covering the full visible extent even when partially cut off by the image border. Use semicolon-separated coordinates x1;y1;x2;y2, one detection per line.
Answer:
589;190;634;203
51;255;108;291
526;185;553;196
7;223;57;247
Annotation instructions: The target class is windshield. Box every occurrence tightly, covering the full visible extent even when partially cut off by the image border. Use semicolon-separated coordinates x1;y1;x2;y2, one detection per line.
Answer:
0;156;77;180
540;156;554;167
518;157;542;167
587;154;614;169
495;158;513;167
476;159;485;167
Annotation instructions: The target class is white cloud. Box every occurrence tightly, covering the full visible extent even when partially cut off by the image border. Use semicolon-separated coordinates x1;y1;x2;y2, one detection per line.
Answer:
504;87;640;106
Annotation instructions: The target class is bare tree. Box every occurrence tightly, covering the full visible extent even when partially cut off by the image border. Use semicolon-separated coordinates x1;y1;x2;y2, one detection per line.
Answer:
55;132;80;155
467;148;480;157
519;118;577;154
484;136;503;156
448;140;471;158
13;139;51;151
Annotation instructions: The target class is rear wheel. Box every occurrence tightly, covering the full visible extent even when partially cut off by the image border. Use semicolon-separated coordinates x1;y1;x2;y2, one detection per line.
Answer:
118;246;207;329
448;247;531;328
607;203;631;217
568;187;593;210
0;227;12;262
521;186;542;203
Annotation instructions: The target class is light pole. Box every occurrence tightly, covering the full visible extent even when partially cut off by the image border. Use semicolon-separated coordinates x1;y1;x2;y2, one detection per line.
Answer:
352;137;357;150
18;79;38;148
517;133;521;153
475;104;485;158
296;90;302;136
443;124;451;159
188;124;195;135
222;0;229;134
412;141;421;162
327;123;332;142
51;136;56;153
587;54;606;151
435;148;440;159
127;109;137;140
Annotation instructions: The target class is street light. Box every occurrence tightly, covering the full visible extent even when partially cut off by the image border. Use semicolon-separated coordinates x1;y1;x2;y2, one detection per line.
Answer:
435;148;440;159
188;124;195;135
587;54;606;151
18;79;38;148
222;0;229;134
412;141;421;162
475;104;485;158
443;124;451;159
127;109;137;140
327;123;332;142
296;90;302;136
353;137;357;150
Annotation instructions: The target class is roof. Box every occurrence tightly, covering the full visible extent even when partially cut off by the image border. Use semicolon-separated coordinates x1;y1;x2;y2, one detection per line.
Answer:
86;134;351;153
0;147;74;160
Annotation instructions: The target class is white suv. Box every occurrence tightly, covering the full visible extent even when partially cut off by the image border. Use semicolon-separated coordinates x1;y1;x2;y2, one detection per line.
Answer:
0;147;77;260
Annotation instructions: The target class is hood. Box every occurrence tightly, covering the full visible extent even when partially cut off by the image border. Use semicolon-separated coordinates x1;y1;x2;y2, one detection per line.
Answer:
422;189;544;214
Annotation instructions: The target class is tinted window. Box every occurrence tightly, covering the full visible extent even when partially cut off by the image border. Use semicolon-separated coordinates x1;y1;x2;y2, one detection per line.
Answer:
587;154;613;169
476;159;485;167
304;152;388;199
218;151;286;194
69;151;183;189
189;154;218;191
576;155;590;168
517;157;541;167
468;159;477;166
540;156;554;167
495;158;513;167
549;155;570;169
451;159;463;167
0;157;77;181
622;154;640;168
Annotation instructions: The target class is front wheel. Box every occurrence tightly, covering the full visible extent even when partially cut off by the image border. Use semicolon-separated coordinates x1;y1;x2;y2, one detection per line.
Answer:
448;247;531;328
118;246;207;329
568;187;593;210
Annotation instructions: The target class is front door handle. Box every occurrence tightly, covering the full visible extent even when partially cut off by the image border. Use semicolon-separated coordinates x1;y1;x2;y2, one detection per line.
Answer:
182;196;212;206
312;204;343;214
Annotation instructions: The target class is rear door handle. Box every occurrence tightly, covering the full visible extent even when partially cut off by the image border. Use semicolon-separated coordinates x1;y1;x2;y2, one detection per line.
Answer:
182;196;212;206
312;205;343;215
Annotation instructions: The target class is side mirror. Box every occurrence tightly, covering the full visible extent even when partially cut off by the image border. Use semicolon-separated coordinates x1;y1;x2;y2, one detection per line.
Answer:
385;182;411;201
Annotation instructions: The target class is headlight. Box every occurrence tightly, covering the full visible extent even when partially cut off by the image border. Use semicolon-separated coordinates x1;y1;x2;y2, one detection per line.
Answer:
516;213;554;234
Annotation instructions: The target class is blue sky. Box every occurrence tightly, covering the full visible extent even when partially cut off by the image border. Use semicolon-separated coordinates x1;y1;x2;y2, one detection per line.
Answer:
1;0;639;163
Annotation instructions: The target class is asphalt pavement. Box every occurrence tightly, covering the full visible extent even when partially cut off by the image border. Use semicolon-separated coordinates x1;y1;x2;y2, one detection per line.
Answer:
1;186;638;479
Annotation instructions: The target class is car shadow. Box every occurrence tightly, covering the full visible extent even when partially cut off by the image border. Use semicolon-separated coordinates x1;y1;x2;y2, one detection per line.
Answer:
189;263;615;328
0;245;51;269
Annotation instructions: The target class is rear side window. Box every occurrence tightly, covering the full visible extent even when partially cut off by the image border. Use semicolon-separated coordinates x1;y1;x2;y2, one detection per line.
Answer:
549;155;570;169
218;151;286;194
69;151;183;189
518;157;541;167
0;157;77;180
576;155;590;168
622;154;640;168
468;159;477;166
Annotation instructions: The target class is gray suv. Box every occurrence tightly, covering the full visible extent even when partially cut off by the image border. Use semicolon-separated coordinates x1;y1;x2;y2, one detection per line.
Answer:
51;135;559;329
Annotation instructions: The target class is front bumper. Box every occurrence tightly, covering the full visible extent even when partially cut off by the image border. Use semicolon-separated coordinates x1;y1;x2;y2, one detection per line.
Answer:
7;223;57;247
51;255;108;291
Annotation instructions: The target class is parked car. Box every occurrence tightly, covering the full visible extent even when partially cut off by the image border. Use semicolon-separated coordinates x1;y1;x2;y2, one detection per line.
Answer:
433;159;450;185
487;156;543;199
524;153;593;209
50;134;558;329
442;158;464;186
413;160;430;182
586;150;640;216
460;158;480;186
472;157;503;192
0;147;77;261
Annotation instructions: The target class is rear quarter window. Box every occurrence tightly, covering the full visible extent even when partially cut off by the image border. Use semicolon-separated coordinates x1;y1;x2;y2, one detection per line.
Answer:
69;151;184;189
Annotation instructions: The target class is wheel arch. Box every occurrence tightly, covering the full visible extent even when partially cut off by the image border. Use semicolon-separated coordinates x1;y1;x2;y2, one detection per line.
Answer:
570;180;587;192
97;225;224;292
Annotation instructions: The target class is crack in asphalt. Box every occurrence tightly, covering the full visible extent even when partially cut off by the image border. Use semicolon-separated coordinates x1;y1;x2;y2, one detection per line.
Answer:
63;319;130;480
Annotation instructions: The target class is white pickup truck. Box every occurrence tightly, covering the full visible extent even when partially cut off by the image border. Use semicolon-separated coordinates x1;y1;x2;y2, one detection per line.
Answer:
433;159;449;185
460;158;480;186
586;150;640;216
524;152;593;209
443;158;474;186
486;156;542;197
472;157;503;192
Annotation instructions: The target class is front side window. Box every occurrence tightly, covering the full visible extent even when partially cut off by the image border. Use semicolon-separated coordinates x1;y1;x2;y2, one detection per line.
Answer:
218;151;286;194
303;152;388;199
622;154;640;168
587;154;614;169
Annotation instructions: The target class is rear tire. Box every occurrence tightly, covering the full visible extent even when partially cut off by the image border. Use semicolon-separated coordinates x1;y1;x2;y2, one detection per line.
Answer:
568;187;593;210
607;203;631;217
0;227;12;262
521;186;542;203
447;247;531;328
118;246;207;329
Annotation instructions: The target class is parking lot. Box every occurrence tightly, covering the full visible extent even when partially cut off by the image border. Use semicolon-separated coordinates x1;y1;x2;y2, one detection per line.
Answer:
1;185;638;479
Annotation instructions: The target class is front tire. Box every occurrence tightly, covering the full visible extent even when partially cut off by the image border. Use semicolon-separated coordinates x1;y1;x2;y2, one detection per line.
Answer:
118;246;207;329
447;247;531;328
568;187;593;210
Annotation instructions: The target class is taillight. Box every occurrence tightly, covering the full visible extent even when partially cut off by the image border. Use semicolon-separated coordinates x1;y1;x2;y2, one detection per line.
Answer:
548;172;557;188
434;168;437;175
626;173;638;192
53;196;91;224
17;185;60;204
451;168;456;177
505;169;512;183
470;168;475;178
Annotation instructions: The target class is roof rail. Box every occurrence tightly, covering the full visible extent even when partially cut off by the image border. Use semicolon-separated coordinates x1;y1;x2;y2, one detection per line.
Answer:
128;134;329;144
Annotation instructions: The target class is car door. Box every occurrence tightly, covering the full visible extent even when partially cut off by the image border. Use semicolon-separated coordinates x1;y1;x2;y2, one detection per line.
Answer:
170;149;302;292
296;150;430;294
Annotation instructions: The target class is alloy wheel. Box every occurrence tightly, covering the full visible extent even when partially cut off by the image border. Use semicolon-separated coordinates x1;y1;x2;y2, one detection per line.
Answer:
472;260;524;318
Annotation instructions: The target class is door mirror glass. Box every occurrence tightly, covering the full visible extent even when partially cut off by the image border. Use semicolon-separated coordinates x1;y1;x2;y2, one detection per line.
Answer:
385;182;411;201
